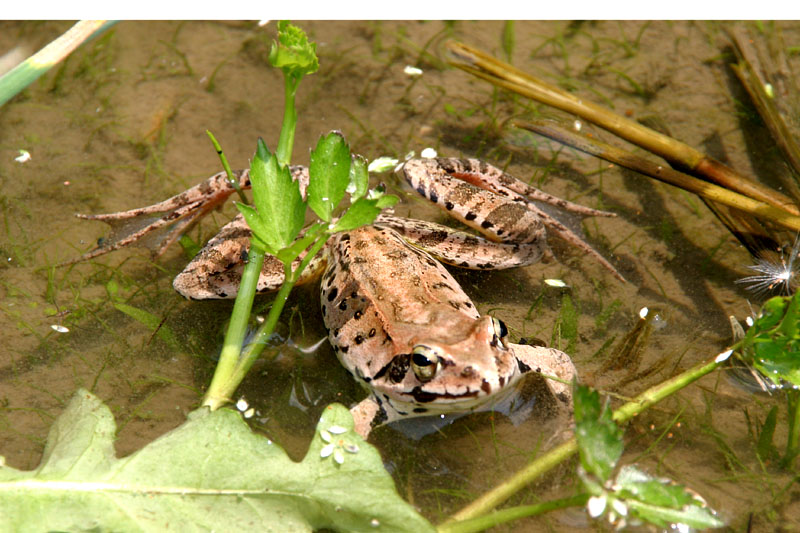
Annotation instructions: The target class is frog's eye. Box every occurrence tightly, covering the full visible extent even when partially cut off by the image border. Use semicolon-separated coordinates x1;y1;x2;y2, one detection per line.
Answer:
411;345;441;382
490;317;510;349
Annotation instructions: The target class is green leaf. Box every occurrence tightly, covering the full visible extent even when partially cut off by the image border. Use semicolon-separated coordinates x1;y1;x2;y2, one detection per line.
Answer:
0;390;434;533
113;302;181;350
308;132;352;222
333;194;399;233
269;21;319;80
247;138;305;252
613;465;724;529
574;384;623;482
348;155;369;201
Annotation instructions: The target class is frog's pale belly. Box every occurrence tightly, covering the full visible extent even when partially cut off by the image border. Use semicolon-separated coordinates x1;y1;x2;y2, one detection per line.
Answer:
319;225;569;435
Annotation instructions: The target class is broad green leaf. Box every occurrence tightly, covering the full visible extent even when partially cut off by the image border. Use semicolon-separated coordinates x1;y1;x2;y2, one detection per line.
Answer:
269;21;319;80
113;302;181;350
333;194;399;233
347;155;369;201
574;384;623;482
308;132;352;222
247;138;305;252
0;390;433;533
613;465;724;529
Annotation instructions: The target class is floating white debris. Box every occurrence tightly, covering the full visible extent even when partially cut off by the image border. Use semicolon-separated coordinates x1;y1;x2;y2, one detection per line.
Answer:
50;324;69;333
764;83;774;98
403;65;423;77
544;278;568;288
14;150;31;163
715;349;733;363
368;156;398;173
420;147;437;159
243;408;255;419
610;498;628;517
370;518;380;527
639;307;649;319
235;398;249;412
746;316;754;327
573;120;582;132
587;495;607;518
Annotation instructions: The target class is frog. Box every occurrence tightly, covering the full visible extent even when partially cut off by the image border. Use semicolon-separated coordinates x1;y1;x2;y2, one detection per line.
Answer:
75;157;622;438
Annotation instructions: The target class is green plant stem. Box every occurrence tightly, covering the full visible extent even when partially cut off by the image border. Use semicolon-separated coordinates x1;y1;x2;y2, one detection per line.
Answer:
202;244;267;410
437;494;588;533
783;389;800;468
206;130;248;204
276;76;299;166
445;355;724;523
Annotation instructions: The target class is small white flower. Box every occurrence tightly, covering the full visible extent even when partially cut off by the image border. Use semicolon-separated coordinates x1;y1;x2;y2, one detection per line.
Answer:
14;150;31;163
420;147;437;159
403;65;423;77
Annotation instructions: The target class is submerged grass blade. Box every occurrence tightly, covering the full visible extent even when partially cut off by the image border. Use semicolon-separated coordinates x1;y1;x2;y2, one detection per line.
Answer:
0;21;114;107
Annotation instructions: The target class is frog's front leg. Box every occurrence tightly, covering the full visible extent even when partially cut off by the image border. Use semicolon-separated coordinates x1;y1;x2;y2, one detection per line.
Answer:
72;166;309;262
510;343;577;410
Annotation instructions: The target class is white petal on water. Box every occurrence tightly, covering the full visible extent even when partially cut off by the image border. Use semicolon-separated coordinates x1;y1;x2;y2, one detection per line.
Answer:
333;449;345;464
320;443;335;458
715;349;733;363
403;65;423;77
639;307;649;319
14;150;31;163
587;495;607;518
544;278;567;288
327;425;347;434
420;147;437;158
319;429;332;443
235;398;249;412
50;324;69;333
344;443;360;454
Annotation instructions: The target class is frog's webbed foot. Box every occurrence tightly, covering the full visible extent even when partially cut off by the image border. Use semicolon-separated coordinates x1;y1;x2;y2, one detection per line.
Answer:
70;169;251;263
511;343;576;411
350;396;384;439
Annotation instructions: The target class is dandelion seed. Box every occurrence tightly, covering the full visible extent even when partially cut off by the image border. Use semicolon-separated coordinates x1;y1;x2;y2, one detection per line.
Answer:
737;236;800;296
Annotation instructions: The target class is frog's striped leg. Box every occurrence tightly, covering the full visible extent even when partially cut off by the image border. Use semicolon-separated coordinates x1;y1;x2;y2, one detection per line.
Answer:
401;158;623;280
374;213;552;270
72;166;310;262
172;214;327;300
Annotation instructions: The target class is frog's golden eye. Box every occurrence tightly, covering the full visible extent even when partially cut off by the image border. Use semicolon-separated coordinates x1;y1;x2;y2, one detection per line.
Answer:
411;345;441;382
490;317;510;349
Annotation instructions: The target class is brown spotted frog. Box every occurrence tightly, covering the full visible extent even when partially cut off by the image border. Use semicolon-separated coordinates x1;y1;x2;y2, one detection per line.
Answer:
77;158;622;438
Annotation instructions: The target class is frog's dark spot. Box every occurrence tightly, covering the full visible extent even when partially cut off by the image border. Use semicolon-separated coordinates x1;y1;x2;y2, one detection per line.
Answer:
340;345;349;354
413;407;428;413
339;300;348;311
478;262;494;269
499;376;506;387
354;335;365;345
449;301;461;310
368;328;376;337
426;258;438;267
459;261;470;267
481;380;492;394
463;301;473;308
350;291;358;299
496;229;504;236
333;328;340;337
340;233;350;241
517;359;531;373
327;287;339;302
371;405;388;427
445;201;454;210
465;211;477;221
354;310;363;320
481;220;494;229
429;189;439;203
321;306;327;316
217;291;227;298
416;185;426;197
373;353;410;383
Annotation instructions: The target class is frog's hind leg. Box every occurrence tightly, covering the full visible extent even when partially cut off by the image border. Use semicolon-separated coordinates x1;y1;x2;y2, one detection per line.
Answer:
375;214;547;269
401;158;623;281
172;214;326;300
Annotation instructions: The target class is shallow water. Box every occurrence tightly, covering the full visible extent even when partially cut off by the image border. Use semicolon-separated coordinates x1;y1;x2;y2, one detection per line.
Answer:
1;20;799;530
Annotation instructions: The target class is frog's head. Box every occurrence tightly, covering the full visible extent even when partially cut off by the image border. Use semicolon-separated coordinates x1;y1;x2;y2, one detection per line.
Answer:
372;315;524;415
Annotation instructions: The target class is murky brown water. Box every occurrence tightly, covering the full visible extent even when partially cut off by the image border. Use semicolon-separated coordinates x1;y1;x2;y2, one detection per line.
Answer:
2;20;799;531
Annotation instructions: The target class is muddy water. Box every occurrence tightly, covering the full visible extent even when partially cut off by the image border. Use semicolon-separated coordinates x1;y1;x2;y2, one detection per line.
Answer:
1;20;799;531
